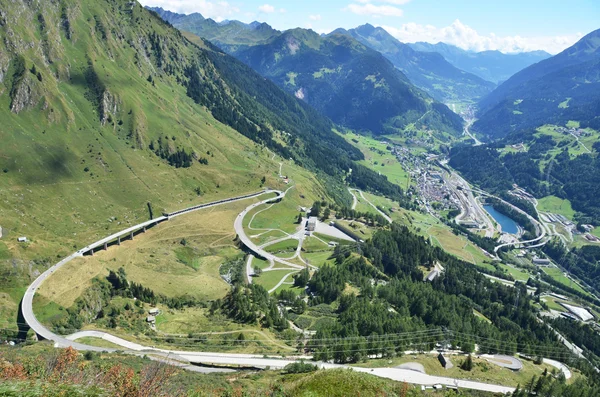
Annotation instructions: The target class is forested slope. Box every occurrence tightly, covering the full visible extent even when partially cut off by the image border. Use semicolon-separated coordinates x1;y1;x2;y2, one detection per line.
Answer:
474;29;600;139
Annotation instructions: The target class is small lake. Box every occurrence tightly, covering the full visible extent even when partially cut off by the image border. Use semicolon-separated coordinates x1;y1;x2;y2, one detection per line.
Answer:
483;205;519;234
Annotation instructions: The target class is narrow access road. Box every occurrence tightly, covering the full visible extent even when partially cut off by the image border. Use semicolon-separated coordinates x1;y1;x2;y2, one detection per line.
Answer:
234;186;316;271
348;188;358;210
22;185;517;394
350;189;392;224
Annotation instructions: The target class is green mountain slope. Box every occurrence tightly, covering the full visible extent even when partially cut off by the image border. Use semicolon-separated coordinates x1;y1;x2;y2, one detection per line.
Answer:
408;42;550;84
232;29;464;137
147;11;463;138
337;24;496;104
473;29;600;139
0;0;412;329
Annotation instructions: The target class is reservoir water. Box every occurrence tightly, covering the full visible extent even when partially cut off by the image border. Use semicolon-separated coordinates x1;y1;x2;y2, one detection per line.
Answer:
483;205;519;234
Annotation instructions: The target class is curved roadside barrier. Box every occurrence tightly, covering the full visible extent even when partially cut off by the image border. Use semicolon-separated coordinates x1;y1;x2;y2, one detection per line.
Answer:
22;189;276;349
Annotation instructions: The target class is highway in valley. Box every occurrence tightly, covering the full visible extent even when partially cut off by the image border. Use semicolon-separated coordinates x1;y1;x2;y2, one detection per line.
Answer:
20;181;518;394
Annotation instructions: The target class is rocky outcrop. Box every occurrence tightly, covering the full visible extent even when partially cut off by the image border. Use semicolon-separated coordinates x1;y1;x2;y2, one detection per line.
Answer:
10;75;39;114
100;90;119;125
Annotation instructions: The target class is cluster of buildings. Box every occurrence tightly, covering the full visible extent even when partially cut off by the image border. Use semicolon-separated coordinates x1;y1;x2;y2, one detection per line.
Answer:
146;307;160;329
553;126;590;138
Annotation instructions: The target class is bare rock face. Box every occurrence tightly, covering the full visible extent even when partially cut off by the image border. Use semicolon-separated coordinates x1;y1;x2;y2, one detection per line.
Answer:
0;52;7;84
10;75;39;114
0;53;7;95
100;90;120;125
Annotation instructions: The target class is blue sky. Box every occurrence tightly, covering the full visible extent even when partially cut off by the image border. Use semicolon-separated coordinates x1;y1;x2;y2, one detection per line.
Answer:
139;0;600;53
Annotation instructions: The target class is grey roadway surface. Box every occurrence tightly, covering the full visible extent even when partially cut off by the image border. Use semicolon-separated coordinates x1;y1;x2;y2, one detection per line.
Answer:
22;190;275;352
21;188;517;394
349;188;392;224
233;186;317;271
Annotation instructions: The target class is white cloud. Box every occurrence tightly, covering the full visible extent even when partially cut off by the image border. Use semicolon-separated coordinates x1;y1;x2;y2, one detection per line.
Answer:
309;14;322;21
382;19;582;54
258;4;275;13
356;0;410;4
346;4;404;17
139;0;239;21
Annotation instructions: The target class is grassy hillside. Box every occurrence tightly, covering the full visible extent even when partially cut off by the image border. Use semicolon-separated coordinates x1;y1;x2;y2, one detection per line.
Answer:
0;343;499;396
150;11;464;138
474;29;600;139
0;0;381;337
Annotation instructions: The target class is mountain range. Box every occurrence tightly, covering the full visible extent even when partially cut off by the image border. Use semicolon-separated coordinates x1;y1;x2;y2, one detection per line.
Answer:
334;24;496;104
151;7;465;137
473;28;600;139
231;28;464;136
408;42;550;84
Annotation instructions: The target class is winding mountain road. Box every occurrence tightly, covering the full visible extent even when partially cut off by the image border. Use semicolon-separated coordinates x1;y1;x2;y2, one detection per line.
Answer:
21;186;516;394
348;188;392;224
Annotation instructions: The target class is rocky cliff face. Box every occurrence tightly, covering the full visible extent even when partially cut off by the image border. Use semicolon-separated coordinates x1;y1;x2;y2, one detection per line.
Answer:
100;90;120;125
10;74;39;113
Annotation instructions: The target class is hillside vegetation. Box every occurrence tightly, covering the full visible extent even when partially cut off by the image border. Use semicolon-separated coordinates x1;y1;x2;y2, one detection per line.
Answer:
0;0;408;339
474;29;600;139
149;10;464;138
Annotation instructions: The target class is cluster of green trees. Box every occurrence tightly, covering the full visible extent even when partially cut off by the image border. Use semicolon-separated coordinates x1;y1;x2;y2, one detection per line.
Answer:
512;373;600;397
308;199;390;227
543;241;600;298
83;60;107;120
549;317;600;369
148;136;206;168
291;224;574;364
220;284;288;331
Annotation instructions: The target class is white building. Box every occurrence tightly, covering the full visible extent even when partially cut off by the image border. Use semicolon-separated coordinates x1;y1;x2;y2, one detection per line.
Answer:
561;303;595;322
307;217;318;232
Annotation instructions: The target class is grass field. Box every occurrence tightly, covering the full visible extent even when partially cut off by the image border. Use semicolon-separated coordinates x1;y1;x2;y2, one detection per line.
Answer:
251;229;288;246
341;132;411;189
541;267;589;295
76;336;124;349
541;297;567;312
302;251;334;268
498;264;531;282
427;225;491;268
301;236;331;251
336;220;374;240
473;309;492;324
263;239;299;254
250;256;271;271
253;269;298;292
538;196;576;220
36;197;266;310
